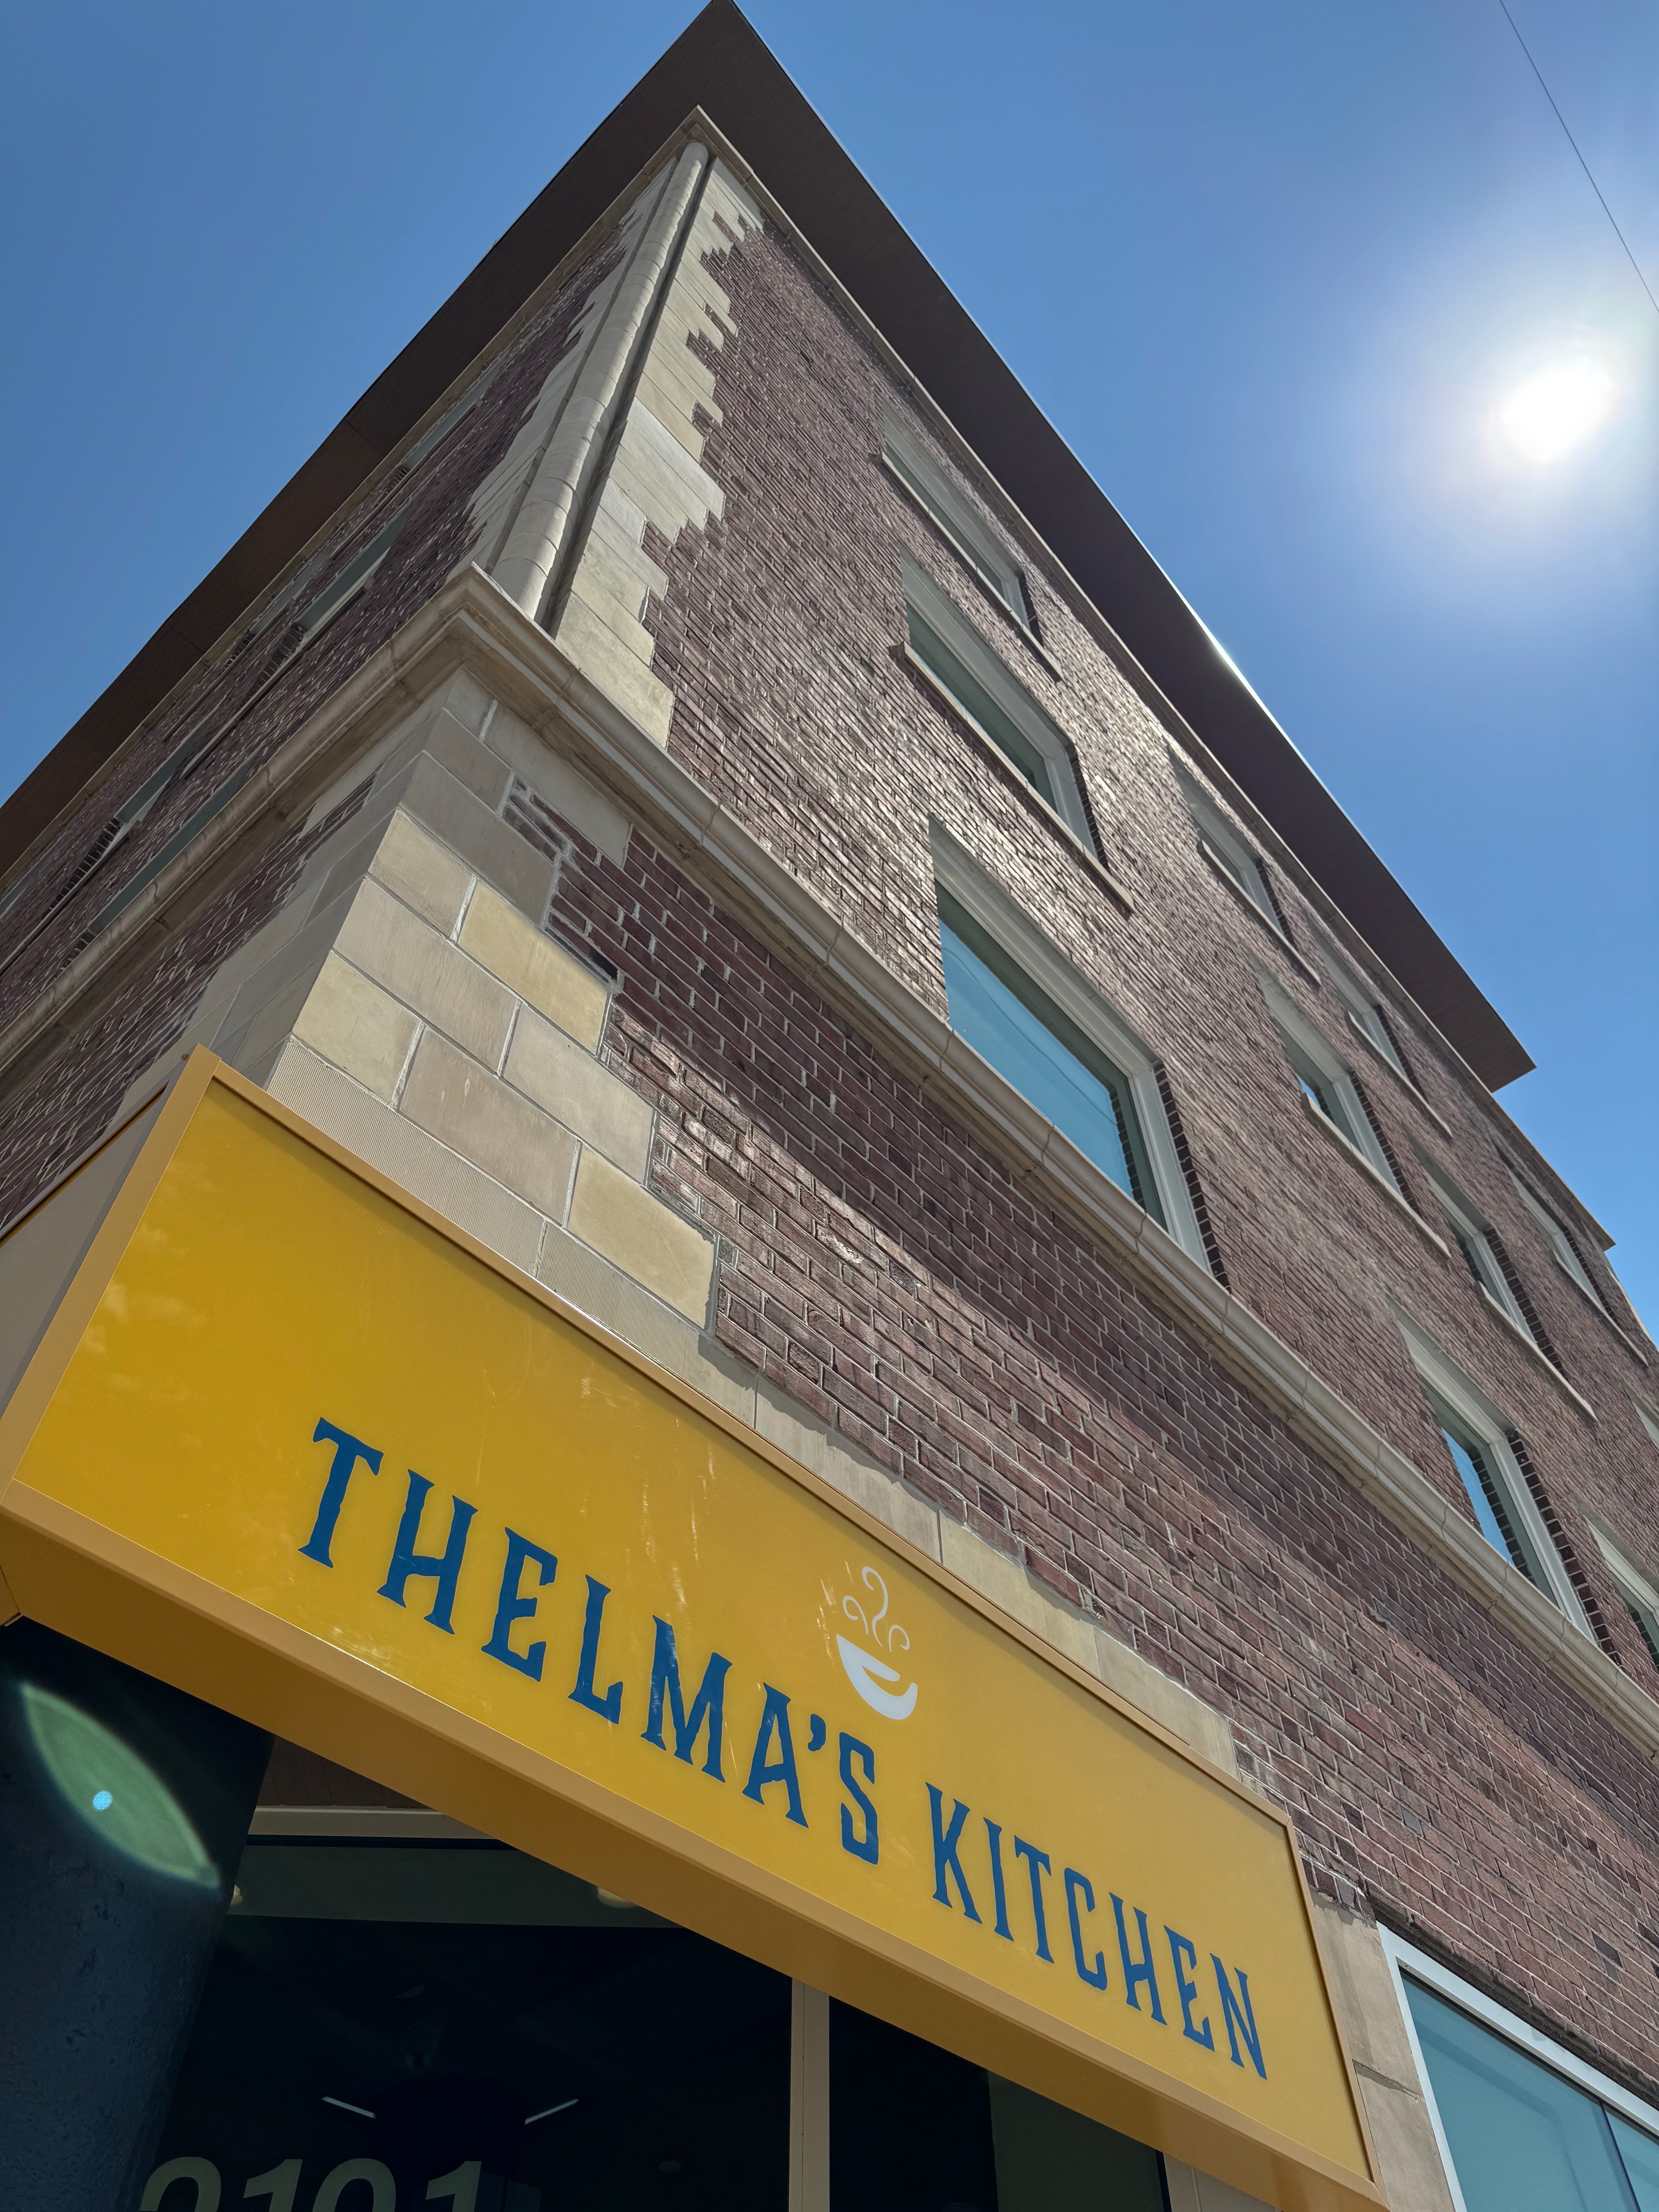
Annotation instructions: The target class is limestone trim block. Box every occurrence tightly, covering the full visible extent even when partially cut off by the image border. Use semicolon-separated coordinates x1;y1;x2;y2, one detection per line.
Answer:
566;1147;714;1324
464;166;666;580
400;1027;579;1224
550;160;763;747
368;811;474;937
1314;1902;1458;2212
291;953;420;1103
491;144;709;618
267;1040;544;1278
504;1005;652;1177
457;882;610;1050
335;876;516;1070
481;701;634;866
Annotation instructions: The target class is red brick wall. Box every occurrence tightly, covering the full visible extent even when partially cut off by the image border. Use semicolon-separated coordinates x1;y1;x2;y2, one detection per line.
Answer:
641;208;1659;1707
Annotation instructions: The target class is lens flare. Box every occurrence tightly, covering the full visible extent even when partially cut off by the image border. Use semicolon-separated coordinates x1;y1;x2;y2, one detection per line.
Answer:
1495;360;1614;464
20;1682;218;1886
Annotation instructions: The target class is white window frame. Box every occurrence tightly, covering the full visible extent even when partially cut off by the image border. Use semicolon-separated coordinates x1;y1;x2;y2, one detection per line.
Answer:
1379;1929;1659;2212
1321;948;1409;1079
1512;1177;1605;1312
883;416;1034;632
1422;1162;1535;1344
1173;765;1284;937
932;830;1208;1267
1589;1522;1659;1669
902;558;1094;847
1633;1397;1659;1453
1393;1312;1591;1628
1259;973;1399;1191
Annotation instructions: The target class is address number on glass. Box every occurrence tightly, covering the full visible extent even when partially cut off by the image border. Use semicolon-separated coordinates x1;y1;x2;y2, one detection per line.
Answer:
141;2157;540;2212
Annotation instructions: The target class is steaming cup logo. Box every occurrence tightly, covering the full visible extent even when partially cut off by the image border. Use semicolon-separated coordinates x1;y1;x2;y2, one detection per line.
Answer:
836;1565;918;1721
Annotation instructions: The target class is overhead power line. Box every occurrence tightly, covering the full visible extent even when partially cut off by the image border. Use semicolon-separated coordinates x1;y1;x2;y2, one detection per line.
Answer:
1498;1;1659;319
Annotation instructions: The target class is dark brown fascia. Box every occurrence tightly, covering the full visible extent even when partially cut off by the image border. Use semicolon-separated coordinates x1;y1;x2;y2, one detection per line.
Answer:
0;0;1532;1088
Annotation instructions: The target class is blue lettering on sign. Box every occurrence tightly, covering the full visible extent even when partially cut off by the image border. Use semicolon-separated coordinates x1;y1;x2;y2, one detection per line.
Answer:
642;1618;730;1778
569;1575;625;1722
927;1786;981;1921
1065;1867;1108;1990
1113;1894;1165;2022
1014;1837;1054;1963
839;1734;879;1863
293;1418;1267;2082
743;1686;807;1825
299;1419;382;1566
984;1819;1013;1939
378;1472;476;1634
1213;1955;1266;2076
482;1530;559;1680
1167;1928;1214;2049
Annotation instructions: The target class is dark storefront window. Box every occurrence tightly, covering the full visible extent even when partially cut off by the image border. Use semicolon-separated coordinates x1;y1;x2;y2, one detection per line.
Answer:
144;1840;1175;2212
830;2000;1166;2212
144;1841;792;2211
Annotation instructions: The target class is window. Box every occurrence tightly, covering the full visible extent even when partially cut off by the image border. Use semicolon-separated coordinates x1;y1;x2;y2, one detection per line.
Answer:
1635;1399;1659;1454
1513;1179;1604;1310
1423;1165;1534;1343
931;844;1207;1265
1589;1525;1659;1671
1261;976;1400;1190
882;416;1034;633
1322;951;1410;1080
1173;766;1283;936
1385;1934;1659;2212
1395;1316;1589;1625
938;890;1160;1219
903;560;1093;845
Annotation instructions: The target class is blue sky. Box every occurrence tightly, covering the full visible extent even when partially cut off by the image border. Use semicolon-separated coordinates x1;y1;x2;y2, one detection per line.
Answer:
2;1;1654;1313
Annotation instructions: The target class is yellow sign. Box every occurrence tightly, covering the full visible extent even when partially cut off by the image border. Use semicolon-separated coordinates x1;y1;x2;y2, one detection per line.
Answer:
0;1056;1378;2210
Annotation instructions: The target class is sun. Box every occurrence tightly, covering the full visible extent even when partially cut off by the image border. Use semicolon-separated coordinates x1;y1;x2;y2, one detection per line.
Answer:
1495;359;1615;464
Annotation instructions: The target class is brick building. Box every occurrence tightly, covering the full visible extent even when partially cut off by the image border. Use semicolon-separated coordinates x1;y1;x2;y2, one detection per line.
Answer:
2;10;1656;2210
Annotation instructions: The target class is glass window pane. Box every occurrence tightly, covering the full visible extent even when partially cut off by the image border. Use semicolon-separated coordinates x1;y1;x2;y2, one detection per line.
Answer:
1404;1979;1638;2212
830;2002;1166;2212
1611;2111;1659;2211
147;1841;791;2211
988;2075;1165;2210
1284;1037;1357;1147
1437;1420;1535;1582
937;897;1163;1224
830;1999;999;2211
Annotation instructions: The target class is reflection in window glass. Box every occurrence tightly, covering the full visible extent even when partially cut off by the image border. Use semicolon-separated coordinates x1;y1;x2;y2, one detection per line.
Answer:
937;891;1163;1224
829;1999;1164;2212
1611;2112;1659;2212
1280;1032;1358;1147
146;1841;790;2212
1432;1409;1536;1583
1405;1977;1653;2212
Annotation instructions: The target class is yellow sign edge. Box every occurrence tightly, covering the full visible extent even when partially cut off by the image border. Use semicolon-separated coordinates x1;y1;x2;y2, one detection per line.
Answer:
0;1051;1384;2210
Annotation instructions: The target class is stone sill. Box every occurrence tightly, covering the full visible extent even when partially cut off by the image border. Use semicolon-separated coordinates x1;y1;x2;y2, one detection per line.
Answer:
1477;1283;1598;1421
1298;1090;1449;1257
902;645;1134;914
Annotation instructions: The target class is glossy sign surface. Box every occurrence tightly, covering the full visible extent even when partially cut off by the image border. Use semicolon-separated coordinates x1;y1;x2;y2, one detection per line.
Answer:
0;1063;1377;2209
